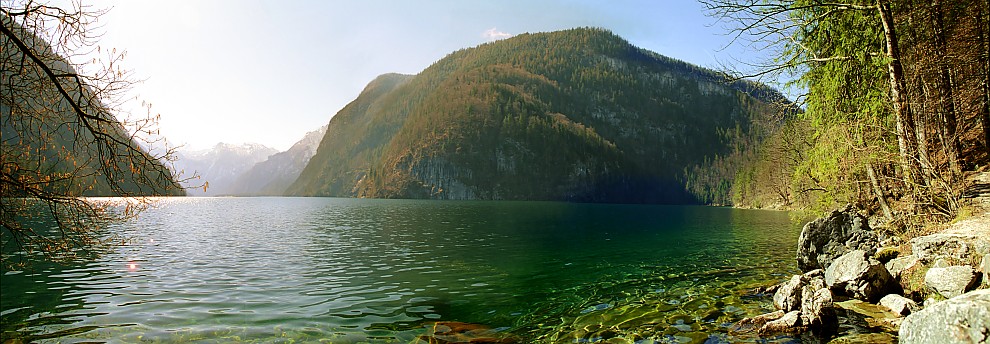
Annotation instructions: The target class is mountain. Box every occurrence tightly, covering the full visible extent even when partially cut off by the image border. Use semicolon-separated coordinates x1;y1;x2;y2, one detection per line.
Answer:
1;14;183;197
287;28;788;203
229;125;328;196
175;143;278;196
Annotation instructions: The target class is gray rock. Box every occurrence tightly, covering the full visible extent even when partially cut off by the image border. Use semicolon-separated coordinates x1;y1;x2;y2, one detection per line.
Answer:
886;254;921;280
879;294;919;316
774;274;805;312
825;250;896;302
934;258;954;268
767;269;837;336
797;205;878;272
800;277;837;335
911;231;989;264
899;289;990;344
759;310;802;335
730;310;784;334
925;265;981;298
773;269;824;311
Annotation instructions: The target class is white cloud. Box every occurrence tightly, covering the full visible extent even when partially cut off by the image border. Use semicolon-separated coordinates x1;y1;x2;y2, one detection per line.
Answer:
482;27;512;41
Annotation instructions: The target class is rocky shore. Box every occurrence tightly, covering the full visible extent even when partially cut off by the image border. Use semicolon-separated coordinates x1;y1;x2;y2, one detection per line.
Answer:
737;172;990;343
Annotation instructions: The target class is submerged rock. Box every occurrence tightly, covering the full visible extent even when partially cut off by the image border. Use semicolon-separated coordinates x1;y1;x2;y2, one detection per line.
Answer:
419;321;516;344
899;289;990;344
828;332;898;344
836;299;903;333
729;310;784;334
924;265;981;299
824;250;896;302
797;205;879;272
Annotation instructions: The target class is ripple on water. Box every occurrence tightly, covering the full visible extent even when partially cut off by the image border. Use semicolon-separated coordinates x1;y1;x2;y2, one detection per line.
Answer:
1;199;801;343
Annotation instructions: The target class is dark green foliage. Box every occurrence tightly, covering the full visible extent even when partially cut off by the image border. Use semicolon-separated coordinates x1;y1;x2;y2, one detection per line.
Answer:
288;28;787;203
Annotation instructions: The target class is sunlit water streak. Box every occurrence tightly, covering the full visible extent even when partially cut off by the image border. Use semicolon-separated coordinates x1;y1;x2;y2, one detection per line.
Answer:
1;198;803;343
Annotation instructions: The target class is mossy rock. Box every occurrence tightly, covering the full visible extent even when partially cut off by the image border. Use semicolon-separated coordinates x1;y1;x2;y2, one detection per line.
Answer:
874;247;900;263
899;264;931;301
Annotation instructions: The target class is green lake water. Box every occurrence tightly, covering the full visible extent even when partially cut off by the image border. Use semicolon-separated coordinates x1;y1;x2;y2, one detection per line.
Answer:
1;198;804;343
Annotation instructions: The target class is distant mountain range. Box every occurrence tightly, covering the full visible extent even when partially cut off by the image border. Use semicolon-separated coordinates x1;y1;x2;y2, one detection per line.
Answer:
176;143;278;196
231;125;328;196
286;28;788;203
175;126;327;196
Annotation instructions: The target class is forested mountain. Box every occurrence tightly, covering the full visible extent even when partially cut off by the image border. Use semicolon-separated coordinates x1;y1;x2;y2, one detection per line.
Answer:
1;14;183;198
175;143;278;196
288;28;790;203
229;125;328;196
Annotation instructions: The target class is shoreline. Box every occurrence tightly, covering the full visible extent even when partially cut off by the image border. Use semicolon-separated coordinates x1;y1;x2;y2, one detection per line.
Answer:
735;171;990;342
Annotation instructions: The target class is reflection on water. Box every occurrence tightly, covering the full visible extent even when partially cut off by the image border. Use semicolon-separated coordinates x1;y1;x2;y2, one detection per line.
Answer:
1;198;800;343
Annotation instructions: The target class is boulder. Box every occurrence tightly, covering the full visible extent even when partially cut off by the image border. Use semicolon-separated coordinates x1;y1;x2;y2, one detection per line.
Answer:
885;254;921;280
774;272;809;312
899;289;990;344
910;224;990;265
924;265;981;299
759;310;802;336
797;205;878;272
773;270;823;312
879;294;919;316
747;269;836;336
800;277;837;334
825;250;896;302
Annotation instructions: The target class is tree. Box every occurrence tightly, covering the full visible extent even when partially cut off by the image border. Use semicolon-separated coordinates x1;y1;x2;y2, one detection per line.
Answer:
702;0;990;222
1;1;185;266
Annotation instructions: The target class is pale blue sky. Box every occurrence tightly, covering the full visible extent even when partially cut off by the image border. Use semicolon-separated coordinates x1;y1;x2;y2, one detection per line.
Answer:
87;0;771;151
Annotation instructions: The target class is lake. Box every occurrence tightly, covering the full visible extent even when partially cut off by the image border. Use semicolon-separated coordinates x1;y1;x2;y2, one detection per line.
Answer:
1;197;802;343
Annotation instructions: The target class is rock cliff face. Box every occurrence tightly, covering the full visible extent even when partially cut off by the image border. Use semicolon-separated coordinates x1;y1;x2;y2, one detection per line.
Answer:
288;28;788;202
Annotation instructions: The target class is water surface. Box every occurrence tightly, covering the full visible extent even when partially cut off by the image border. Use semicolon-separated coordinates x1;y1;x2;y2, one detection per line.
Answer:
1;198;801;343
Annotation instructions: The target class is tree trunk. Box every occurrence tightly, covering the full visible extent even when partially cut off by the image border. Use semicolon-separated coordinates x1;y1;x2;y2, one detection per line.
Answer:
867;161;894;221
877;0;921;189
931;0;961;177
978;0;990;156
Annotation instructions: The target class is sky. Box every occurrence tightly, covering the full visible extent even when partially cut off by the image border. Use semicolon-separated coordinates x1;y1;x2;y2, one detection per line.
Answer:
82;0;773;151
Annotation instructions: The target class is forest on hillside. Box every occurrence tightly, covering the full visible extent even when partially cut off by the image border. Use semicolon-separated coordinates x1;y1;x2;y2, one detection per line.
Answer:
704;0;989;230
289;28;792;203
